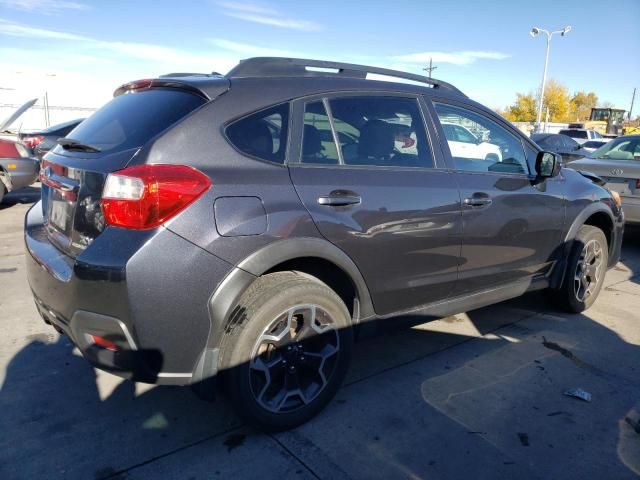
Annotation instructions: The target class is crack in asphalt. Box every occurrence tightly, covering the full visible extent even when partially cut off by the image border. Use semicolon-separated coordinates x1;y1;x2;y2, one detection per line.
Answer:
99;425;242;480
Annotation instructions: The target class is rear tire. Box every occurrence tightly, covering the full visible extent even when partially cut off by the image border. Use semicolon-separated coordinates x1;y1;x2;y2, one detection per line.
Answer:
220;271;353;431
0;181;5;204
550;225;608;313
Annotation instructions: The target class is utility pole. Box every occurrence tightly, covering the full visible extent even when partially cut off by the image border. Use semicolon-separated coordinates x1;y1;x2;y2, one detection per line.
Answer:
423;58;437;78
629;87;636;120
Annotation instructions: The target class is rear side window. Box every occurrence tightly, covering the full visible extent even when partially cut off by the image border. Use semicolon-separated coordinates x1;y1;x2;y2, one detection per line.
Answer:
226;103;289;164
62;89;206;154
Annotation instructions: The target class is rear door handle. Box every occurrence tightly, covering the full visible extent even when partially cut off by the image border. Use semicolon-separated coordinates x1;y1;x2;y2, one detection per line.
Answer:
318;190;361;207
463;193;492;207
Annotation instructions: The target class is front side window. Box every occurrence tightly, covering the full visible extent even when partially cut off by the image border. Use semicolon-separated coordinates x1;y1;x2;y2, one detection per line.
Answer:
434;102;528;174
301;96;434;168
226;103;289;164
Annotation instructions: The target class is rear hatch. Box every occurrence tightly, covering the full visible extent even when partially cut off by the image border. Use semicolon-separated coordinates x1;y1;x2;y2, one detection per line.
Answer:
40;85;211;257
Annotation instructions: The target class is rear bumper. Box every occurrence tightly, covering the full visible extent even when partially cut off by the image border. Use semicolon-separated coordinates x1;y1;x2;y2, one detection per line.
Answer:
25;201;235;384
0;157;39;191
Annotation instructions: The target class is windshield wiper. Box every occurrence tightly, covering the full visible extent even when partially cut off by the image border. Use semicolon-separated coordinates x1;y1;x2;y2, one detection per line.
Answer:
57;138;101;153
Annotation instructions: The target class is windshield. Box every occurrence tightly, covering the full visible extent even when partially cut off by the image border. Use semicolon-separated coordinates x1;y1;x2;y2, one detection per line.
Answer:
589;137;640;160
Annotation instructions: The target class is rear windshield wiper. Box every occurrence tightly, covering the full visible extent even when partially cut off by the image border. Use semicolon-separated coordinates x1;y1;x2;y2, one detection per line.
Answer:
57;138;101;153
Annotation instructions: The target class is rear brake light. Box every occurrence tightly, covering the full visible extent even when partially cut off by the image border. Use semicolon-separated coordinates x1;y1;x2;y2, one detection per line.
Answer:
101;164;211;229
23;135;43;149
114;79;153;96
636;179;640;190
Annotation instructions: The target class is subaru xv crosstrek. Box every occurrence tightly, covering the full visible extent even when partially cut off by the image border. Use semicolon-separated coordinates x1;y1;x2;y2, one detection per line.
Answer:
25;58;624;430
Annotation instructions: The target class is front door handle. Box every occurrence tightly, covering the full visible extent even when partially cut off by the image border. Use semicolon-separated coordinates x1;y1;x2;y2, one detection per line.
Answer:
318;190;361;207
463;193;492;207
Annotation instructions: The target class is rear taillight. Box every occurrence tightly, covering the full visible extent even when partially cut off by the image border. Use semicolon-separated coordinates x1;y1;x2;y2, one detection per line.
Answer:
0;139;19;158
636;178;640;190
101;164;211;230
22;135;43;149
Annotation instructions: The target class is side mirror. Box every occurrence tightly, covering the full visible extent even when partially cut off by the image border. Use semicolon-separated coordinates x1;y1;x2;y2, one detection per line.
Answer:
535;151;561;177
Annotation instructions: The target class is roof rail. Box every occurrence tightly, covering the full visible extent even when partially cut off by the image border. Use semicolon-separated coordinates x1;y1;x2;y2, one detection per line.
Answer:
159;72;222;78
226;57;464;96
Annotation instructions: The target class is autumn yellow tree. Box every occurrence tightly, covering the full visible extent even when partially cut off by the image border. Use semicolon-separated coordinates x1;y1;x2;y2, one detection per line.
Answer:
541;80;571;122
569;91;598;121
500;79;596;123
501;93;537;122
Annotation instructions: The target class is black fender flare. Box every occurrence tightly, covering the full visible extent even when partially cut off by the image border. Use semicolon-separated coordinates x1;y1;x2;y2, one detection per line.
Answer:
550;202;616;289
191;237;375;384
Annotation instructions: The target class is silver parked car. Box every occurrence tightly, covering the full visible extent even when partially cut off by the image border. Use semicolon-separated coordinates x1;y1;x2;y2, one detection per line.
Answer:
569;135;640;224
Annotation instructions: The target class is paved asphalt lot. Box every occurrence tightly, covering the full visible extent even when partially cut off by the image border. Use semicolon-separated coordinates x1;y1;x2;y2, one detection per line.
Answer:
1;185;639;480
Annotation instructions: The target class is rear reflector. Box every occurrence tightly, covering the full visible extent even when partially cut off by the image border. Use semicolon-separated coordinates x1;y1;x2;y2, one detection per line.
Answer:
90;335;119;352
102;164;211;230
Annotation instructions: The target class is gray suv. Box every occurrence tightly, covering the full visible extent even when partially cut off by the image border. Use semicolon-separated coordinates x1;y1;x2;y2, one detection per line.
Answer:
25;58;624;430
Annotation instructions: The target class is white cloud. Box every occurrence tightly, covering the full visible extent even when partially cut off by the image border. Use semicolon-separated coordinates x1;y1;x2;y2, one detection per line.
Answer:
0;17;89;41
217;1;323;31
0;18;236;72
0;0;88;14
394;50;510;66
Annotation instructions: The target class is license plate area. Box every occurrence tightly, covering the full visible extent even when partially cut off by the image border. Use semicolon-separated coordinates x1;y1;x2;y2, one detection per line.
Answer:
44;175;79;246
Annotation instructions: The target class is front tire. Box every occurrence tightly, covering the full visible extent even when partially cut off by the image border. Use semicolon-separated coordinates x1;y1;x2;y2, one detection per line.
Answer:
551;225;608;312
220;271;353;431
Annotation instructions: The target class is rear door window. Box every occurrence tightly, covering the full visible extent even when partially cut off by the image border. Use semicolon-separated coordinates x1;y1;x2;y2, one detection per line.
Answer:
226;103;290;164
300;96;434;168
60;89;206;154
302;101;340;164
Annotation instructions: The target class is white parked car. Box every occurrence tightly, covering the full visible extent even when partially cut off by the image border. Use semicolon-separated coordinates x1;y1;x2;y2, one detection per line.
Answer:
441;122;502;161
558;128;602;145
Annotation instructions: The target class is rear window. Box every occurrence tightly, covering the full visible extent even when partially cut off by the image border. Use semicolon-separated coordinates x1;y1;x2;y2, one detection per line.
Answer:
559;129;587;139
60;89;206;154
225;103;289;164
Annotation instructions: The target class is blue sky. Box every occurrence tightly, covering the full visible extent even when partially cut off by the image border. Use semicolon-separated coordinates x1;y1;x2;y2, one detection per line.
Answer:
0;0;639;112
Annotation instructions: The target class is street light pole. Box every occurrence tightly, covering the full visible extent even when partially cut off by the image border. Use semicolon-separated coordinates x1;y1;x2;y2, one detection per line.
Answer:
530;26;571;132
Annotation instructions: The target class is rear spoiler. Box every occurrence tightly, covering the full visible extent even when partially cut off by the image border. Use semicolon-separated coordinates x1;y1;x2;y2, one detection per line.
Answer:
113;76;230;101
